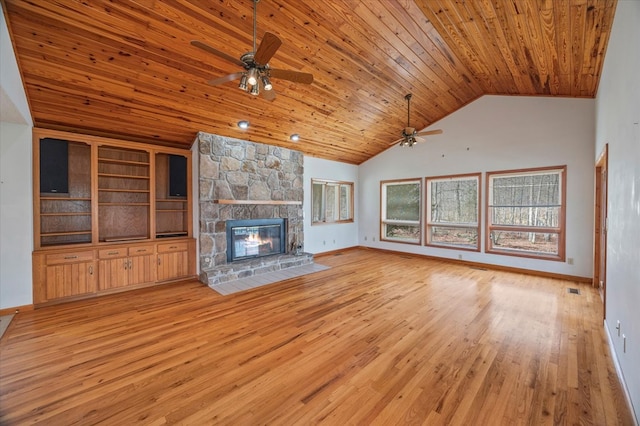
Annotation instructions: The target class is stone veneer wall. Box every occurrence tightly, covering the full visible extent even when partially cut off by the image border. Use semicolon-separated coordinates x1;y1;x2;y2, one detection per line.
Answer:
197;131;308;285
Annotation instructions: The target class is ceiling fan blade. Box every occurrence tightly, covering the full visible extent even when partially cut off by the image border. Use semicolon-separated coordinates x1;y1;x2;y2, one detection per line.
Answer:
208;72;245;86
389;137;404;146
191;40;245;68
253;32;282;65
415;129;444;137
269;68;314;84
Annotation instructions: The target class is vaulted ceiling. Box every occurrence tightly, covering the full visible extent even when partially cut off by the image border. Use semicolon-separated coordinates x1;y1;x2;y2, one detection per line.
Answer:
3;0;616;164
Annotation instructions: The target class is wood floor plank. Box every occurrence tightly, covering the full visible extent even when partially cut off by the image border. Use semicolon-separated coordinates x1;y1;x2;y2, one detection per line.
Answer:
0;248;634;425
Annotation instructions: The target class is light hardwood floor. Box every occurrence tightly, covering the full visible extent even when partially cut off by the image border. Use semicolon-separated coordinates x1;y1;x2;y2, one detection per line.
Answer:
0;248;634;425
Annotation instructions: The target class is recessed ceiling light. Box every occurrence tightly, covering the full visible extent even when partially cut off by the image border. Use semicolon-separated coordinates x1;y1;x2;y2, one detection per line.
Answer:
237;120;249;129
290;134;300;142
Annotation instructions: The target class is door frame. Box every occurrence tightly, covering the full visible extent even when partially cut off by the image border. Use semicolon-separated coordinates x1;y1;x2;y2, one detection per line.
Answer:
594;144;608;319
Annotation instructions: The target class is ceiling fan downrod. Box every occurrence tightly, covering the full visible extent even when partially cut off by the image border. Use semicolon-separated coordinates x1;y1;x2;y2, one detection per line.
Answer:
402;93;415;147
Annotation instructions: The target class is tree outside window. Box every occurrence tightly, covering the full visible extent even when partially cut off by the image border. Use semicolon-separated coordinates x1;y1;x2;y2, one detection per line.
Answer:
426;173;480;251
486;166;566;260
381;179;421;244
312;179;353;224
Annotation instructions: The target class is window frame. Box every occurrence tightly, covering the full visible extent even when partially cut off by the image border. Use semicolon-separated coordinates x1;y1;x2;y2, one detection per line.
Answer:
425;172;481;252
311;178;354;225
485;165;566;261
380;178;422;245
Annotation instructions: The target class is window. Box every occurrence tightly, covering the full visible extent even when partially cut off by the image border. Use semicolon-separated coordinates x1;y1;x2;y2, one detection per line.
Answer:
311;179;353;224
381;178;422;244
426;173;480;251
486;166;566;260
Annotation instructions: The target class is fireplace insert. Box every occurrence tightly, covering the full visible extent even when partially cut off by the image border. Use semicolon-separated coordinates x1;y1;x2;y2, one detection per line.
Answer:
226;218;286;262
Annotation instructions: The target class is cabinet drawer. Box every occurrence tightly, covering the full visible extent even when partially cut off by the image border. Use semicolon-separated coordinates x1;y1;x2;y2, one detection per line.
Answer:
99;248;127;258
157;242;188;253
128;245;155;256
46;250;95;265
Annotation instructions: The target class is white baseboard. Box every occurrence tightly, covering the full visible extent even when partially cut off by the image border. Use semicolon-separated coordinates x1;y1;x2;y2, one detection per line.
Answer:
604;319;639;425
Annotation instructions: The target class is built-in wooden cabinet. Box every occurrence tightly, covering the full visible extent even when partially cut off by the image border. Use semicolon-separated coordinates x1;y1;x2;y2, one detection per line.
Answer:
32;129;195;306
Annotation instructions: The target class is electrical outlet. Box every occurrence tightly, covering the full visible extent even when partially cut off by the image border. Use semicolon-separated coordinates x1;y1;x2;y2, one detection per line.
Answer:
567;257;574;265
323;240;326;245
458;254;462;260
364;236;368;241
373;236;376;242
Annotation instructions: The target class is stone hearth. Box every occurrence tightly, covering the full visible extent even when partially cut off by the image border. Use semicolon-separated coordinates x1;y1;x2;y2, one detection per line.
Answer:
197;132;312;287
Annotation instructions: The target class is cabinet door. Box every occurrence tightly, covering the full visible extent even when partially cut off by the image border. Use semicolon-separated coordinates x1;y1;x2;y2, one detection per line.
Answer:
157;251;189;281
35;250;97;303
128;254;156;286
98;257;129;290
44;261;96;300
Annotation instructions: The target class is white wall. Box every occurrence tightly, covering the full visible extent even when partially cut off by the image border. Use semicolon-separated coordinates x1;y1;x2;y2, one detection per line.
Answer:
595;0;640;419
1;2;34;310
0;123;33;309
359;95;595;279
303;156;359;254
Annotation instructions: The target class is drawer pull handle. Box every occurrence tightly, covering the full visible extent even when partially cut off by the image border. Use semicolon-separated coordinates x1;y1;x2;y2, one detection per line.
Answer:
108;251;119;255
136;249;146;252
158;257;161;265
89;266;93;275
64;255;78;259
169;246;177;249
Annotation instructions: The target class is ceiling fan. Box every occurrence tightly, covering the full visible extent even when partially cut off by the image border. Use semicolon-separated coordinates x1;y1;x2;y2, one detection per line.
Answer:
191;0;313;100
391;94;443;147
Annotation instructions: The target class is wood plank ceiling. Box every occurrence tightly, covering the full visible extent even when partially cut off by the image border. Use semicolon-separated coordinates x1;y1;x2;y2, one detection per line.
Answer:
3;0;616;165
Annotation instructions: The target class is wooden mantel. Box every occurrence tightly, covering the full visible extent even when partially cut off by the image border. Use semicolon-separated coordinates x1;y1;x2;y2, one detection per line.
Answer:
213;200;302;205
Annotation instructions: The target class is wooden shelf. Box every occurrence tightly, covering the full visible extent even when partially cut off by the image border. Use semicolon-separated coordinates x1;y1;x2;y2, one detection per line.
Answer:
98;158;149;166
41;230;92;237
98;173;150;179
41;197;91;201
102;235;148;242
157;209;188;213
157;198;187;202
99;188;150;193
41;212;91;217
99;202;150;206
213;199;302;205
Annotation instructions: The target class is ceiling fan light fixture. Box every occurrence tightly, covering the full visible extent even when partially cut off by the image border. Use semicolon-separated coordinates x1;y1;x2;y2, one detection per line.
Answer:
261;74;272;91
247;68;258;86
237;120;249;129
238;74;249;91
250;84;260;96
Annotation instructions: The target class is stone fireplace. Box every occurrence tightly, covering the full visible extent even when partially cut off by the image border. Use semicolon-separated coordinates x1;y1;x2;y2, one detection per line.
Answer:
197;132;312;287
